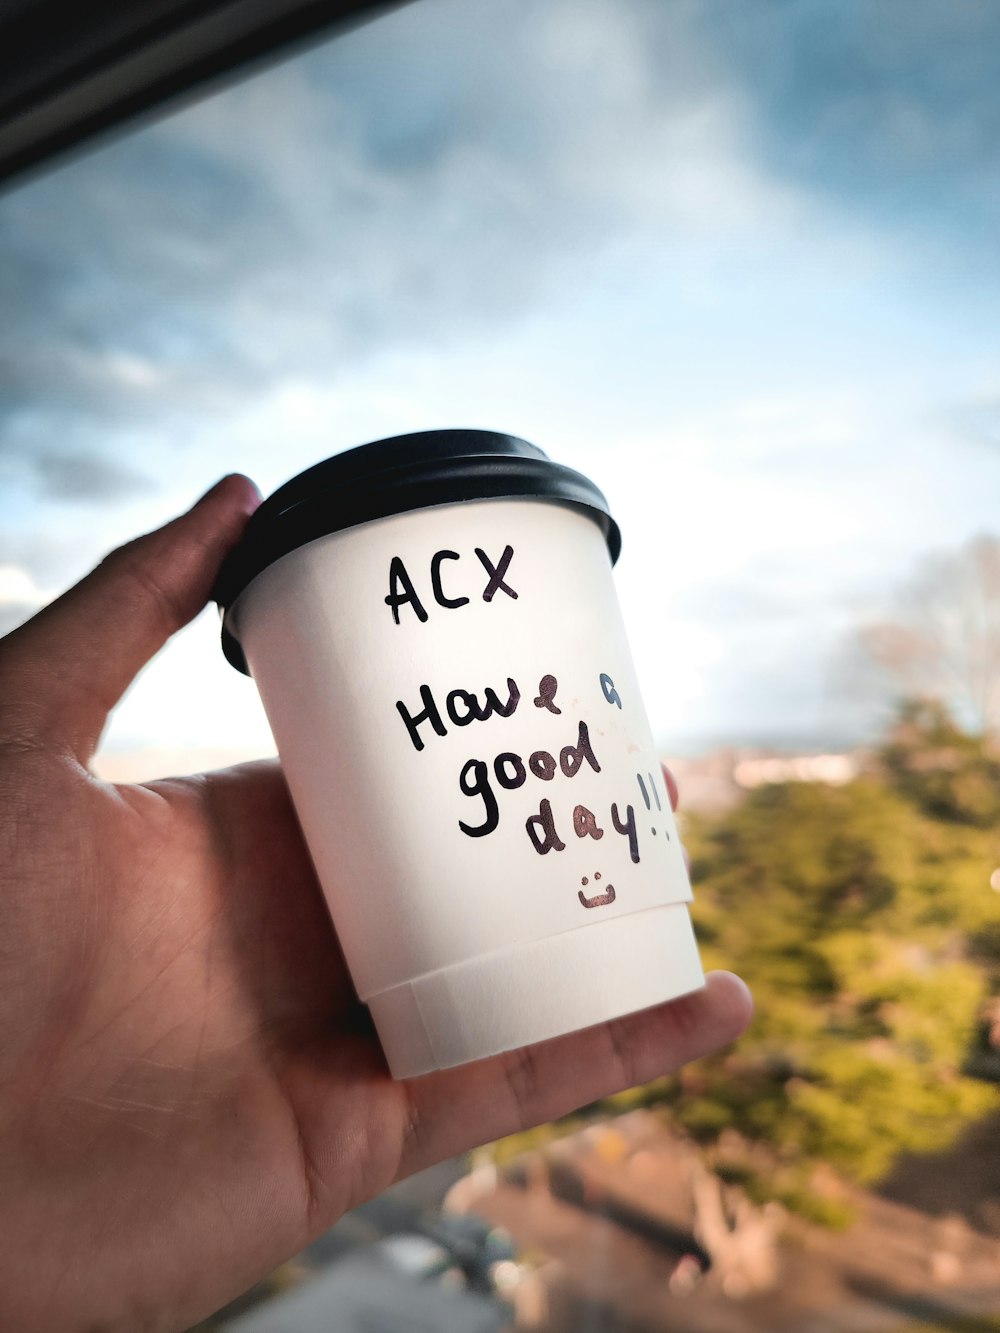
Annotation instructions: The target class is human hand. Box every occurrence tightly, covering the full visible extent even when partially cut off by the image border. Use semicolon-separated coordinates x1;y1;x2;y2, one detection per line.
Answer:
0;477;752;1332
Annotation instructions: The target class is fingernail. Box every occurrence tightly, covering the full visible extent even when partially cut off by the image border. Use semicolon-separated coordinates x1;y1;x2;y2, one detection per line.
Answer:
193;474;263;513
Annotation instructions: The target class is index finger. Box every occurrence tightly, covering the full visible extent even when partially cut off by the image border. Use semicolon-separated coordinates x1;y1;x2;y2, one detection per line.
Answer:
0;476;259;762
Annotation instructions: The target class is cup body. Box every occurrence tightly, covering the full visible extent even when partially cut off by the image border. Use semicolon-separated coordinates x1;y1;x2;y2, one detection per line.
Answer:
223;448;703;1077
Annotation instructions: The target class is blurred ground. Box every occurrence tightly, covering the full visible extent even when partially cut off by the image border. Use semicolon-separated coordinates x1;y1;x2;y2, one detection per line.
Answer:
444;1111;1000;1333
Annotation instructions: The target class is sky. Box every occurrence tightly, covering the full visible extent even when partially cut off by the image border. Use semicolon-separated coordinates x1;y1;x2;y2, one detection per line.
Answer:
2;0;1000;769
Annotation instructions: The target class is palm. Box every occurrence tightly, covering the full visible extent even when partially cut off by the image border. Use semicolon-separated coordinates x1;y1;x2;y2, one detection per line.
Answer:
0;477;751;1332
3;751;415;1322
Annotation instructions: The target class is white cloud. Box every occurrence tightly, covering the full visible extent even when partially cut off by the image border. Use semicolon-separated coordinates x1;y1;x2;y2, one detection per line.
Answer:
0;564;47;607
2;0;815;452
8;0;1000;758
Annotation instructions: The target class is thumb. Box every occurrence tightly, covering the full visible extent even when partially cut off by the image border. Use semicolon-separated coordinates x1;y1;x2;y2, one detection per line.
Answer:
0;475;260;763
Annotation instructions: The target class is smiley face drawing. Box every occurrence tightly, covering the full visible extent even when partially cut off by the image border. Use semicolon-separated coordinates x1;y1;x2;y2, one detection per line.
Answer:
578;871;616;909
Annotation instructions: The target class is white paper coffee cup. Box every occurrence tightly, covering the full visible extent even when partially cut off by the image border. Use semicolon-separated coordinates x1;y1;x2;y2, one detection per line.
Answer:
216;431;703;1077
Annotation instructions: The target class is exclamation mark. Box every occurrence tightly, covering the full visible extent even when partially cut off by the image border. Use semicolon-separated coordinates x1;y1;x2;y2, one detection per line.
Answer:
637;771;668;839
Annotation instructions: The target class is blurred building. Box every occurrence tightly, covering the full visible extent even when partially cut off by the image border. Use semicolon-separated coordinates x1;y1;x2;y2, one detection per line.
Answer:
665;748;864;814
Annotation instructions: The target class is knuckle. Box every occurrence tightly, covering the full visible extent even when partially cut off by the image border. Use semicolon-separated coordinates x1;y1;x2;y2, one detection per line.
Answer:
104;540;187;632
605;1016;637;1089
502;1043;543;1121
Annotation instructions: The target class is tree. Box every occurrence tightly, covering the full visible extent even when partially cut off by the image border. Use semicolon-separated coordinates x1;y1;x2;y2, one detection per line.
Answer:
660;701;1000;1204
857;534;1000;737
879;698;1000;829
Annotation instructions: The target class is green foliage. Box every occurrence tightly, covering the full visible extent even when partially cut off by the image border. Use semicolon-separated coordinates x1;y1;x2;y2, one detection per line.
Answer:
896;1320;1000;1333
880;699;1000;829
660;701;1000;1192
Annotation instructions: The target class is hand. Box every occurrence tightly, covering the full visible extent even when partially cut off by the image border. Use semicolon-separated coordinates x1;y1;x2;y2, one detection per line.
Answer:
0;477;752;1332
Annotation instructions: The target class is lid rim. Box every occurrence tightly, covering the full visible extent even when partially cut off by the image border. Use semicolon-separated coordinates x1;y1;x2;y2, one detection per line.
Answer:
254;427;549;525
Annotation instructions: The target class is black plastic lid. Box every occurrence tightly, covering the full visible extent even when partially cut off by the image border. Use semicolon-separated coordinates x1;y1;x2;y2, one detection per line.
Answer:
215;428;621;674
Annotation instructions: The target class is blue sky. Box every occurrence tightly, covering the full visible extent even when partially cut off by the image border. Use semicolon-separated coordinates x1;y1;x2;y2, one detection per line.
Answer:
2;0;1000;764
